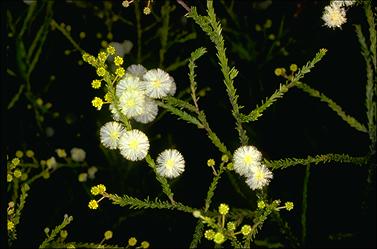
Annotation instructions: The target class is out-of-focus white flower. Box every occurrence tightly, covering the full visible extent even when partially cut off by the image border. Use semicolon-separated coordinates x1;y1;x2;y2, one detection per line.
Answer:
108;40;133;58
322;2;347;29
87;166;98;179
109;103;121;121
71;148;86;162
332;0;356;7
126;64;147;79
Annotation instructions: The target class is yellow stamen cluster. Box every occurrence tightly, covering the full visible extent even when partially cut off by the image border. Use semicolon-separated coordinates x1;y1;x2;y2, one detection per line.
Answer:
207;159;215;167
115;67;125;77
16;150;24;158
257;200;266;209
114;56;123;66
88;200;98;209
289;64;298;72
241;225;252;236
218;203;229;215
213;232;225;244
128;237;137;246
106;45;115;55
96;67;106;77
91;184;107;195
141;241;150;249
91;79;102;89
285;201;294;211
104;230;113;240
92;97;104;110
26;150;34;158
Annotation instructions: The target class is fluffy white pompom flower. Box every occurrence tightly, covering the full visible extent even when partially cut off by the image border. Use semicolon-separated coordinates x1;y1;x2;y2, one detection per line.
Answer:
119;89;145;118
143;68;175;99
118;129;150;161
233;145;262;177
133;97;159;124
116;75;145;97
245;164;273;190
126;64;147;79
100;121;125;149
322;2;347;29
156;149;185;178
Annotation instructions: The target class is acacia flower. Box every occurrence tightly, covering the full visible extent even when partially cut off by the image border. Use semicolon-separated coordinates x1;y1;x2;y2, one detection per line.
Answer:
116;75;145;97
118;129;150;161
156;149;185;178
128;237;137;246
232;145;262;177
55;148;67;158
241;225;252;236
88;200;99;209
245;164;273;190
115;67;125;77
96;67;106;77
126;64;147;79
285;201;294;211
119;90;145;118
322;2;347;29
133;97;159;124
98;52;107;62
219;203;229;215
92;97;104;110
204;229;215;240
71;148;86;162
143;69;175;98
114;56;123;66
213;232;225;244
100;121;125;149
46;156;57;169
91;79;101;89
104;230;113;240
106;45;115;55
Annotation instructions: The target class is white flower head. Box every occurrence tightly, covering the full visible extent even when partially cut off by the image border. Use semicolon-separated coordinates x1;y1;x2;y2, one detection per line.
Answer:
109;103;121;121
133;97;159;124
100;121;125;149
245;164;273;190
119;129;150;161
116;75;145;97
322;2;347;29
71;148;86;162
126;64;147;79
233;145;262;177
119;89;146;118
156;149;185;178
143;68;175;99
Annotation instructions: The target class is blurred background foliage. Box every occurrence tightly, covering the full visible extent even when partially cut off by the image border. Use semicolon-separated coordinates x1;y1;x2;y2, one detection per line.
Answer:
3;0;375;248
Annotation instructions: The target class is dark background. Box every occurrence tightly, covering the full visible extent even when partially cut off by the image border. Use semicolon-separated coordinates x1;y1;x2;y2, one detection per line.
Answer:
2;0;376;248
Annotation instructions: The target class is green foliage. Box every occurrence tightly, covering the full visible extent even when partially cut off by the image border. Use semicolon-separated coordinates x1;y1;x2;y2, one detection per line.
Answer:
108;194;195;213
296;81;368;133
241;48;328;123
39;215;74;248
265;153;369;170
